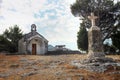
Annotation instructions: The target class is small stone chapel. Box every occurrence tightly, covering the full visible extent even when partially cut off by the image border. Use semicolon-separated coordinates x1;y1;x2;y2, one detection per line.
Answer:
18;24;48;55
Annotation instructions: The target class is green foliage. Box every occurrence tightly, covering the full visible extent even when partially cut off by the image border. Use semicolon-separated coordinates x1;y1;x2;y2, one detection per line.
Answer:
0;35;12;52
0;25;23;53
111;29;120;52
77;22;88;51
71;0;120;53
103;43;117;54
71;0;120;42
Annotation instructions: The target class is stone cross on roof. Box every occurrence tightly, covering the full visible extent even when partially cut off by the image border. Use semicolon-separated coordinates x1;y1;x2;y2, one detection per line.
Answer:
88;13;98;27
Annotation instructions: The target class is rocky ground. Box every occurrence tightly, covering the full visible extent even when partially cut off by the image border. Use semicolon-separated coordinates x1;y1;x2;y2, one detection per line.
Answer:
0;54;120;80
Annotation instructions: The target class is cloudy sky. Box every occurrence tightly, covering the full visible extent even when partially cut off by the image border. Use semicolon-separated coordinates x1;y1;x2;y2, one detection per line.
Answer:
0;0;80;50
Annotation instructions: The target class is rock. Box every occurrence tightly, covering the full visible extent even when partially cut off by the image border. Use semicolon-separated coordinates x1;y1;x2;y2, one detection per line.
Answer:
71;59;119;73
9;64;19;68
106;65;115;71
0;73;9;78
67;77;71;80
73;13;116;73
79;77;84;80
50;60;65;65
82;57;115;64
87;13;105;59
115;66;120;70
108;71;120;74
21;71;37;77
55;71;63;76
32;66;39;71
19;58;28;62
116;63;120;66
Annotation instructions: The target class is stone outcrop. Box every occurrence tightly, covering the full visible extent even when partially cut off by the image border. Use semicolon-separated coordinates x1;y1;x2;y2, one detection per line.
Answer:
71;13;117;72
87;13;105;59
87;26;105;59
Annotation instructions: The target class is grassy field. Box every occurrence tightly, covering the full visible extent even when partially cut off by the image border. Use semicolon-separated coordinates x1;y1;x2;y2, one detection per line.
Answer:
0;54;120;80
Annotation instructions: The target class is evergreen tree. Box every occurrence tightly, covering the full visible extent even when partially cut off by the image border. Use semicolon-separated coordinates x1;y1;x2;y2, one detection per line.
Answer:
71;0;120;42
0;35;12;52
77;22;88;51
111;29;120;52
0;25;23;52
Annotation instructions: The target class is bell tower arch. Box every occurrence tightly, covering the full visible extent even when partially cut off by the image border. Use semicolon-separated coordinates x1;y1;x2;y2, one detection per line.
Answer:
31;24;37;32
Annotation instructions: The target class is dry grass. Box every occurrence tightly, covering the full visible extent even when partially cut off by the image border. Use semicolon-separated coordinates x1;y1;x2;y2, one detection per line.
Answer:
0;54;6;61
0;54;120;80
107;55;120;61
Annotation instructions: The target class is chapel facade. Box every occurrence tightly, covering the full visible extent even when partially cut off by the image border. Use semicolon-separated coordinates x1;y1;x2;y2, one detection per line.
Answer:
18;24;48;55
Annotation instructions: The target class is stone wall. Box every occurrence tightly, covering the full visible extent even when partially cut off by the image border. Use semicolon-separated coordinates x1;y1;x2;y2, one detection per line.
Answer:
46;51;81;55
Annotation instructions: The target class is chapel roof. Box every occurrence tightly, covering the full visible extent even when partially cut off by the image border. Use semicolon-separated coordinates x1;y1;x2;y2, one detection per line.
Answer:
23;24;48;42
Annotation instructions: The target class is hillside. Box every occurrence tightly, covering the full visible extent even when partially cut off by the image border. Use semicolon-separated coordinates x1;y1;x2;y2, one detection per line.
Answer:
0;54;120;80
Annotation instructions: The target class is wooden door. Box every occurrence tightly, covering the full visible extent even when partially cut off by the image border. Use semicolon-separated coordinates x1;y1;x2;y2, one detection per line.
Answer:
32;44;36;55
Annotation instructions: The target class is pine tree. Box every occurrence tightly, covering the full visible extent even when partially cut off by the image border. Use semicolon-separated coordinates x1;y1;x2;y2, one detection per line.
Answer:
71;0;120;42
77;22;88;51
1;25;23;52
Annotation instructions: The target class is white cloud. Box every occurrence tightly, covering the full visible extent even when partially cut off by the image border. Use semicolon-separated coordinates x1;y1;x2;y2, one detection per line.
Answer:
0;0;47;33
0;0;80;50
